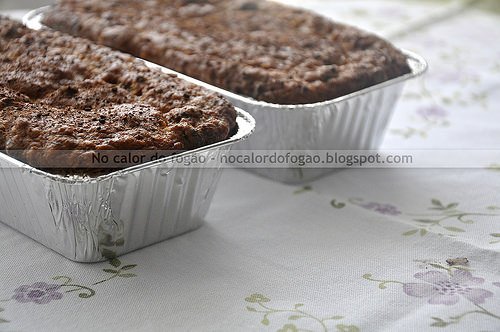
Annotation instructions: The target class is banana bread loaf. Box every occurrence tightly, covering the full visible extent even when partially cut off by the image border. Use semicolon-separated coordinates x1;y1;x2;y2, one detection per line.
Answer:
0;17;237;173
43;0;411;104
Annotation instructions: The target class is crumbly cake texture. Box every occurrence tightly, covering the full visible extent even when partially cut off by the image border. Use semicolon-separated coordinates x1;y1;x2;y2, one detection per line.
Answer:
43;0;411;104
0;17;237;172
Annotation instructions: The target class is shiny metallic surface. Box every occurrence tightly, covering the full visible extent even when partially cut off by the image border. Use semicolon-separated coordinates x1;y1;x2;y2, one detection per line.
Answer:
155;51;427;184
0;106;255;262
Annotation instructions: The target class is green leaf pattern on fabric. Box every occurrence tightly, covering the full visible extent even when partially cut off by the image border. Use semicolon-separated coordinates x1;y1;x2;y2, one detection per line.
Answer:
0;255;138;324
0;306;8;324
403;199;499;237
245;293;359;332
321;194;500;241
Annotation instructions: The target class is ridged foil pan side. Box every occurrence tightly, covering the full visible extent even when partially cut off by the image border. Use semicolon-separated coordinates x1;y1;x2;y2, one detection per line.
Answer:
0;109;255;262
149;51;427;184
229;79;405;183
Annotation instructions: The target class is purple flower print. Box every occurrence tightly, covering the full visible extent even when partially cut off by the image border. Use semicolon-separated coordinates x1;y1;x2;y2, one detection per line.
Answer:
403;270;493;305
12;282;63;304
417;105;448;120
361;202;402;216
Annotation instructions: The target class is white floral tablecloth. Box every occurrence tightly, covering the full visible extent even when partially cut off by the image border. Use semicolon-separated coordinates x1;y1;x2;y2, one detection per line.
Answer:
1;1;500;331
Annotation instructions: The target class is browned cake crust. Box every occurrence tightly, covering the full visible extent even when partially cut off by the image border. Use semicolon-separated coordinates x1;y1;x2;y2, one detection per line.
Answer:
43;0;411;105
0;17;237;173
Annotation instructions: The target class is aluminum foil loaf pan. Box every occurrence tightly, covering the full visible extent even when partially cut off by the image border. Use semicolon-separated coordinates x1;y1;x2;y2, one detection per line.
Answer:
0;105;255;262
155;51;426;184
25;8;427;184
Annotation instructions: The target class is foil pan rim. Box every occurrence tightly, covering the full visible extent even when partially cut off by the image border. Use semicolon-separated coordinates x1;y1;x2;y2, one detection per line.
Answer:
0;108;255;184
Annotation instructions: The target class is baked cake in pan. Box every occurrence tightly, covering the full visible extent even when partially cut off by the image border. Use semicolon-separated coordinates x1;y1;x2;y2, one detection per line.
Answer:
43;0;411;104
0;17;237;173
